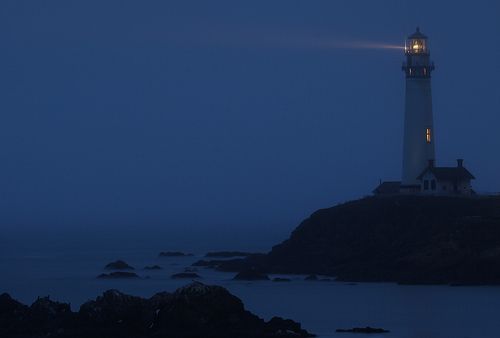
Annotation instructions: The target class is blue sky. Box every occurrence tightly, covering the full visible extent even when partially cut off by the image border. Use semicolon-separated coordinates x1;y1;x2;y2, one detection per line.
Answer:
1;1;499;243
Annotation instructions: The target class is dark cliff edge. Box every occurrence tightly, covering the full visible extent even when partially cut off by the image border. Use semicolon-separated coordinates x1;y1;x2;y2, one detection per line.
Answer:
0;282;313;338
211;196;500;285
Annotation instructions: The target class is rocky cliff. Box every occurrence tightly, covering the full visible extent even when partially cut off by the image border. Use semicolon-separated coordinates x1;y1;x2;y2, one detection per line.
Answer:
215;196;500;285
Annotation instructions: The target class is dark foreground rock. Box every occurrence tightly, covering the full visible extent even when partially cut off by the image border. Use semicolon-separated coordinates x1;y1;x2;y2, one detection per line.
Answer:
171;272;201;279
272;278;291;282
97;272;140;279
159;251;193;257
233;269;269;281
336;326;389;333
105;260;134;270
208;196;500;285
0;282;314;338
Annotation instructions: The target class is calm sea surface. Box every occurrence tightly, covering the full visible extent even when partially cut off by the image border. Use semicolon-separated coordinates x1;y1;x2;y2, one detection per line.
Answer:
1;240;500;338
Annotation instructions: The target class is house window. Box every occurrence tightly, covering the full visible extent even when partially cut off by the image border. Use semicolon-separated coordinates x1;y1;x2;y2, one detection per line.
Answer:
431;180;436;190
442;185;447;191
424;180;429;190
426;128;432;143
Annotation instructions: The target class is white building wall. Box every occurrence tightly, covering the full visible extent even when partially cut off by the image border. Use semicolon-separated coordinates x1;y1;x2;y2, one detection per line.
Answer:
420;171;438;194
419;171;473;195
402;78;435;185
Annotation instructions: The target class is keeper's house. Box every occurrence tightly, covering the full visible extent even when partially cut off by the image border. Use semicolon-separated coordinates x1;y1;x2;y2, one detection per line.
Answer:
417;159;475;195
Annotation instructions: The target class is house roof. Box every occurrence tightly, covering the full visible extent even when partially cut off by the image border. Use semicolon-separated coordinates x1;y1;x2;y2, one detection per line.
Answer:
373;181;401;195
417;166;475;181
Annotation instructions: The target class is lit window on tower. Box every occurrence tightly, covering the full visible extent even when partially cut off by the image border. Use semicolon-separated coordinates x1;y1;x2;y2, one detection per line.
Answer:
426;128;432;143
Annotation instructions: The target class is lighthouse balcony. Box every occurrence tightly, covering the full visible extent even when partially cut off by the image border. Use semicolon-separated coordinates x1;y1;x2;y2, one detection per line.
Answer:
402;64;433;78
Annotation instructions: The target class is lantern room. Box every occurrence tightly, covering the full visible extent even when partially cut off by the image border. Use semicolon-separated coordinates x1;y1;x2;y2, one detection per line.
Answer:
405;27;428;55
402;27;434;78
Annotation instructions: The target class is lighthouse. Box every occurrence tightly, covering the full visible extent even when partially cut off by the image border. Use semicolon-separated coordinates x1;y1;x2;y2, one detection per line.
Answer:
401;27;435;191
373;28;476;196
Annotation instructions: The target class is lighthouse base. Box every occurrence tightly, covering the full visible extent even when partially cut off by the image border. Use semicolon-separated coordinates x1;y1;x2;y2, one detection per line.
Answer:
399;184;421;194
372;181;421;195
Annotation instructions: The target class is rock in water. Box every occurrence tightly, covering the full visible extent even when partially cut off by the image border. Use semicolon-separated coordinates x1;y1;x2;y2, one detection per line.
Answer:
104;260;135;270
233;269;270;281
268;317;313;336
97;272;140;279
0;282;314;337
192;259;223;267
158;251;193;257
144;265;162;270
170;272;201;279
304;274;318;281
205;251;260;258
336;326;390;333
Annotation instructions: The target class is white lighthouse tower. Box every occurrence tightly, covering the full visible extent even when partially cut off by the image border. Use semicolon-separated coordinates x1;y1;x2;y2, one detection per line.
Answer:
373;28;476;196
401;27;435;191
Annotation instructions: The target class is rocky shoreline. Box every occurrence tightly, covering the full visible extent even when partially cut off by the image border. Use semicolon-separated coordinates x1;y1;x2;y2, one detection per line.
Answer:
0;282;314;338
199;196;500;285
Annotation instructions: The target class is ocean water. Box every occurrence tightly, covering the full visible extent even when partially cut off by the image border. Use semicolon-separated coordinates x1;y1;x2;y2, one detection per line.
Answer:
1;240;500;338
